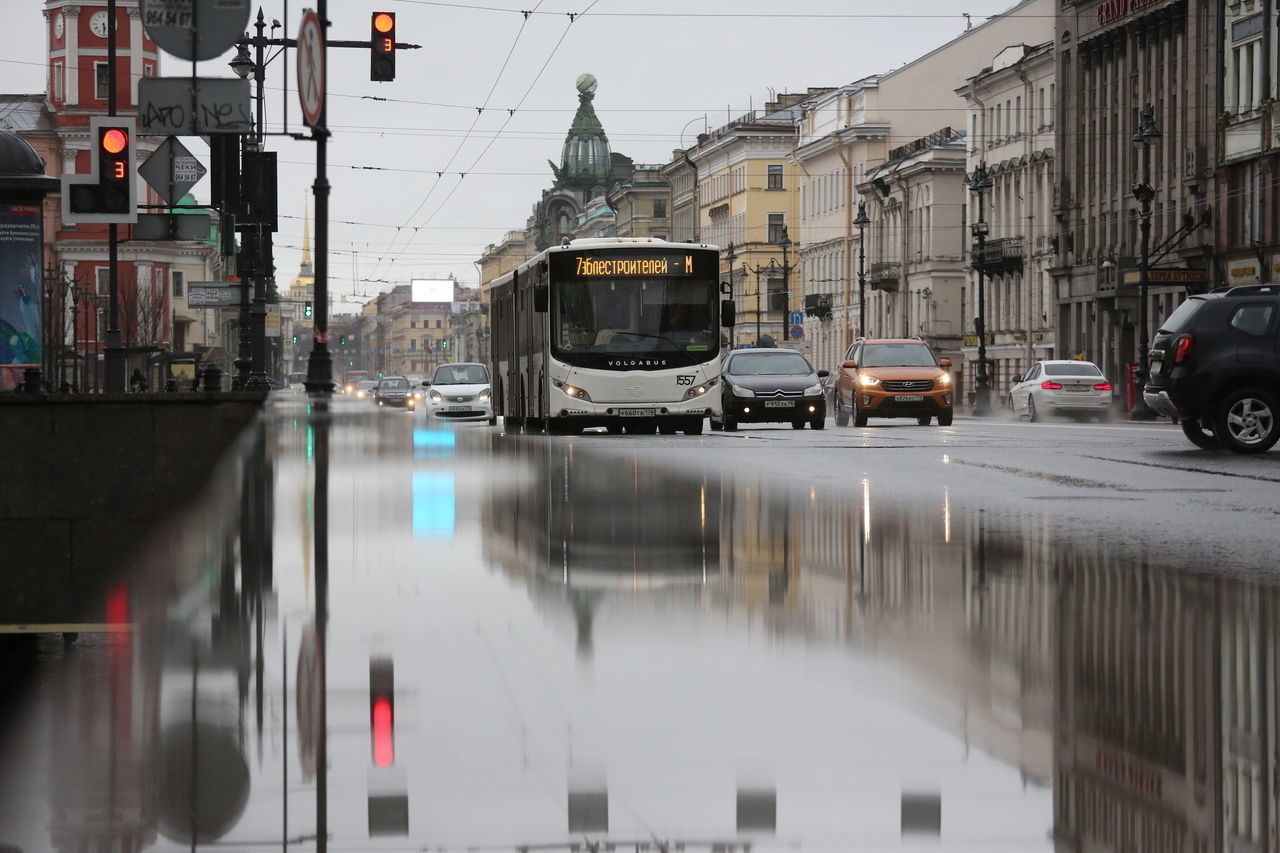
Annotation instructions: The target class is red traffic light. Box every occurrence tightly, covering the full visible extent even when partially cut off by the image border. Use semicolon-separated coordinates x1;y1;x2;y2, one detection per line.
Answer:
369;658;395;767
101;128;128;154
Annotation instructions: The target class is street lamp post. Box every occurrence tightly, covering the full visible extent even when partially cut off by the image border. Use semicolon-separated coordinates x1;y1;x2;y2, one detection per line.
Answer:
778;226;792;341
854;202;870;338
1130;103;1160;420
969;162;993;417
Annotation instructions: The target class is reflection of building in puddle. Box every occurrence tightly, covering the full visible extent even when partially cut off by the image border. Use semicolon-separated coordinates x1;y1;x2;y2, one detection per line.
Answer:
1054;550;1219;851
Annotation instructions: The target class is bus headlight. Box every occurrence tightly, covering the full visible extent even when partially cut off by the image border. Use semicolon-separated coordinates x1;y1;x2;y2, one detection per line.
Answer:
685;380;714;399
554;379;591;401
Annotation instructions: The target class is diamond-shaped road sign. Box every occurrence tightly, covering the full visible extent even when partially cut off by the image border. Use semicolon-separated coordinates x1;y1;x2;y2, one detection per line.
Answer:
139;136;207;206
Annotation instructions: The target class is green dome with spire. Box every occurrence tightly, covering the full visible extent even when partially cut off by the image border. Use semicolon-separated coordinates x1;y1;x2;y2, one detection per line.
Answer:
549;74;611;186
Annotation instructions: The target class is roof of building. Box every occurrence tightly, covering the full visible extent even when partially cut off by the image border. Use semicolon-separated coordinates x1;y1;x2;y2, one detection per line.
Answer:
0;95;57;135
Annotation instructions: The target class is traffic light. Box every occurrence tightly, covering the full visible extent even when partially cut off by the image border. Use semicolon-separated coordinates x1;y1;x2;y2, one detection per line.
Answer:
62;116;137;223
339;334;347;346
291;334;298;344
370;12;396;82
440;339;449;350
303;301;313;319
370;658;395;766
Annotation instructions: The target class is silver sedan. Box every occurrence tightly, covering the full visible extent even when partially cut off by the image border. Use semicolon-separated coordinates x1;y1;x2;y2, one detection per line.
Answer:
1008;360;1115;422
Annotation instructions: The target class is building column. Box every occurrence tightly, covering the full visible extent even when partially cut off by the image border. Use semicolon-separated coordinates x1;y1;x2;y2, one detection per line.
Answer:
65;5;80;106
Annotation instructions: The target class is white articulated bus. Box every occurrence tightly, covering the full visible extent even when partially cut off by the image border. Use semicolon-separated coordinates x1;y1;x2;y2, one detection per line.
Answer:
490;238;734;435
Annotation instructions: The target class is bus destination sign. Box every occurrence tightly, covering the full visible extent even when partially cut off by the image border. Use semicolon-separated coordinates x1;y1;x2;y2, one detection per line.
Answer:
571;253;696;278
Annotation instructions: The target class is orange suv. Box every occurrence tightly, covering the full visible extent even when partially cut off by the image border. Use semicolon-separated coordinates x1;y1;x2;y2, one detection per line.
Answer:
832;338;954;427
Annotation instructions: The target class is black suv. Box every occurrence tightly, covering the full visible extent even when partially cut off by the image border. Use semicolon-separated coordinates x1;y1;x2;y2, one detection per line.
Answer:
1144;285;1280;453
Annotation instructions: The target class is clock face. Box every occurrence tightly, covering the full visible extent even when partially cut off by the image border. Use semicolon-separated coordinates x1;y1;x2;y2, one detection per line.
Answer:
89;10;111;38
54;13;64;39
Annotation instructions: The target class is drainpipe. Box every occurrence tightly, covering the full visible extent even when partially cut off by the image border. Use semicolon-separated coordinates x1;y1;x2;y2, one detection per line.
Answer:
834;132;856;355
1017;63;1036;373
681;149;699;242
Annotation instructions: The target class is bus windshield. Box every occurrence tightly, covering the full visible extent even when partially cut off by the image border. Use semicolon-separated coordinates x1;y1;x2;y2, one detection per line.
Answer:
553;277;716;365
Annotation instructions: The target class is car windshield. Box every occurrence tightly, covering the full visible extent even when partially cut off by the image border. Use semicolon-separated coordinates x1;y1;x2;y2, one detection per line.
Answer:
728;352;813;376
1043;363;1103;377
432;364;488;385
380;378;409;390
859;343;937;367
1157;298;1205;334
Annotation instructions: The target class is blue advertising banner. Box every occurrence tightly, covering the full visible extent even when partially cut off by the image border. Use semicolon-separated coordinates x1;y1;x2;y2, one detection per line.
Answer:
0;203;42;390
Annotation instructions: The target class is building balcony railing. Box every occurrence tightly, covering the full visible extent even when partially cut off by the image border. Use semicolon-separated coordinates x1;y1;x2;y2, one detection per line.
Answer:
869;261;900;292
971;236;1024;275
804;293;833;319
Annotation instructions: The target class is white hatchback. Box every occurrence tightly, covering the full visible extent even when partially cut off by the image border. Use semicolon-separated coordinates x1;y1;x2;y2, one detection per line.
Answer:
1008;360;1114;422
423;362;496;425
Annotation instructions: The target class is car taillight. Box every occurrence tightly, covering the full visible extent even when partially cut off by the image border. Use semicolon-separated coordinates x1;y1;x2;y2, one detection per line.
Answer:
1041;380;1064;390
1093;383;1112;391
1172;333;1193;364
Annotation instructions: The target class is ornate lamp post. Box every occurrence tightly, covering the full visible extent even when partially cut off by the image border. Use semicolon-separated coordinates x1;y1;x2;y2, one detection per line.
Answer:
854;202;870;338
1130;103;1160;420
777;226;793;341
969;162;993;416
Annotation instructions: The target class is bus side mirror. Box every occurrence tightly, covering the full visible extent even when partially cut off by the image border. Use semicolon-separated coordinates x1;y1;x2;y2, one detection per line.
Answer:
533;283;548;313
721;299;736;328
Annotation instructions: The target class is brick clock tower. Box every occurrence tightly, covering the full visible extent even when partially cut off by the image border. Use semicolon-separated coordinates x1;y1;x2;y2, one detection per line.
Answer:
41;1;214;389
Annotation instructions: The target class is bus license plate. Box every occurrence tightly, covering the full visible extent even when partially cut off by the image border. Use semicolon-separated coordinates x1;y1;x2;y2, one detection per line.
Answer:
895;394;925;402
618;408;652;417
764;400;794;408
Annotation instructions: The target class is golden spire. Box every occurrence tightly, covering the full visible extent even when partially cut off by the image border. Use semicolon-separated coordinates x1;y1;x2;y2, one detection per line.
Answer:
300;192;313;276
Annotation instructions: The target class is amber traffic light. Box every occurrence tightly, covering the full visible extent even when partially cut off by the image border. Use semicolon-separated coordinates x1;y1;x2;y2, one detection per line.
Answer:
370;12;396;82
63;116;137;223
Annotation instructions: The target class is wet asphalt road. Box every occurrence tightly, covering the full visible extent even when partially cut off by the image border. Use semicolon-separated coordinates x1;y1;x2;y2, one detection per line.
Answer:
0;396;1275;851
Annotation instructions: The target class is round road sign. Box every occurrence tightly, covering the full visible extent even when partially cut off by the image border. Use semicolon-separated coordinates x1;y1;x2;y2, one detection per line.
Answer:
790;325;805;340
141;0;250;62
297;10;326;129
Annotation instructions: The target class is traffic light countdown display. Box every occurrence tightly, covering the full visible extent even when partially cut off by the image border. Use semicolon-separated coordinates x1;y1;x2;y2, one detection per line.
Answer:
370;12;396;81
62;116;138;223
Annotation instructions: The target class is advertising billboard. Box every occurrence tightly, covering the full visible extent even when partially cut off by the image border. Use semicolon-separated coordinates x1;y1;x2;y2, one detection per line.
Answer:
410;279;454;305
0;204;43;390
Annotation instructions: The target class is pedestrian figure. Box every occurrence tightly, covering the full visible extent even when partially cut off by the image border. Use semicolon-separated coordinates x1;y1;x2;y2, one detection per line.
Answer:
58;380;76;393
129;368;148;393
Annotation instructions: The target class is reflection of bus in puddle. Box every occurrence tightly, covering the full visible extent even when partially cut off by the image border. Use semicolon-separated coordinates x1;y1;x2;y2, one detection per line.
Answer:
482;444;720;593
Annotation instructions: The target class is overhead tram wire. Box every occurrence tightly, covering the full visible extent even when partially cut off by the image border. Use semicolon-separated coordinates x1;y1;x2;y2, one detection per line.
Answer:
382;0;602;261
361;0;549;284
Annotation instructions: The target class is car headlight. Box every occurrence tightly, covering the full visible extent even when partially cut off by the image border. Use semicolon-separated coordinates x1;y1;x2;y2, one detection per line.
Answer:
730;384;755;398
428;390;442;403
478;388;491;402
356;390;366;398
858;374;881;387
938;373;951;385
804;383;823;396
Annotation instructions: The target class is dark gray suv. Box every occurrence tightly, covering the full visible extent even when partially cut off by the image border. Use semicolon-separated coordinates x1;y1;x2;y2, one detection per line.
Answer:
1144;285;1280;453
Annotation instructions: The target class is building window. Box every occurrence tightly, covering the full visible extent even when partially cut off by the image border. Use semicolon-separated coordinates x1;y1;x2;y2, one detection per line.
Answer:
96;267;110;295
171;269;184;298
768;164;783;190
52;61;64;102
653;199;666;218
95;62;110;100
767;213;786;244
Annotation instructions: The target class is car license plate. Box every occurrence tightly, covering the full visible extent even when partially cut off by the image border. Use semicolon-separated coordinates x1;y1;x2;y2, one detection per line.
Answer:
1066;385;1092;392
618;408;652;417
764;400;794;408
895;394;924;402
446;405;470;411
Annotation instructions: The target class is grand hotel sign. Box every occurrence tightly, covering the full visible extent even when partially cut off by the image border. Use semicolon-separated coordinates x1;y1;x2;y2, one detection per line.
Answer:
1096;0;1165;26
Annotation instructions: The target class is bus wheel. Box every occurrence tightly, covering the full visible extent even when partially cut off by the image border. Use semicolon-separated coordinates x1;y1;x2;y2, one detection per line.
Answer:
605;423;623;435
625;419;657;435
548;420;581;436
709;419;723;431
684;418;704;435
658;423;678;435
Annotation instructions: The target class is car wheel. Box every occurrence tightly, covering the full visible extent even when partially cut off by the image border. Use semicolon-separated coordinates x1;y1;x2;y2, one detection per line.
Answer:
792;420;805;430
834;395;850;427
853;398;868;427
708;419;723;432
685;419;704;435
810;416;825;430
487;416;497;426
917;415;931;426
937;411;953;427
1007;395;1016;416
1214;388;1280;454
724;418;738;432
1027;396;1039;423
1179;417;1219;450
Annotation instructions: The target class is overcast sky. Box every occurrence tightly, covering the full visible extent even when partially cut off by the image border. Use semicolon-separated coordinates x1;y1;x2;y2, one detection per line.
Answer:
1;0;1026;314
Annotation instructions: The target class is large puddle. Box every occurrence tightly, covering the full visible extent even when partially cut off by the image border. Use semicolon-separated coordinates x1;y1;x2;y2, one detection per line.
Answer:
0;398;1262;851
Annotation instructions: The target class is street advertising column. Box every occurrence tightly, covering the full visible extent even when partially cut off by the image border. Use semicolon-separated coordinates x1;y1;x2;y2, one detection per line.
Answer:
0;203;43;390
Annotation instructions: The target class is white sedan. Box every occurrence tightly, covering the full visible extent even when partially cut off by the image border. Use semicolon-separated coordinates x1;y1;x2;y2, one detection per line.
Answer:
1008;360;1114;422
421;362;496;425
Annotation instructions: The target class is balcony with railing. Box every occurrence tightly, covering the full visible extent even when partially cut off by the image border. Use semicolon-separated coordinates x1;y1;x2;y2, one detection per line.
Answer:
971;236;1024;275
869;262;900;291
